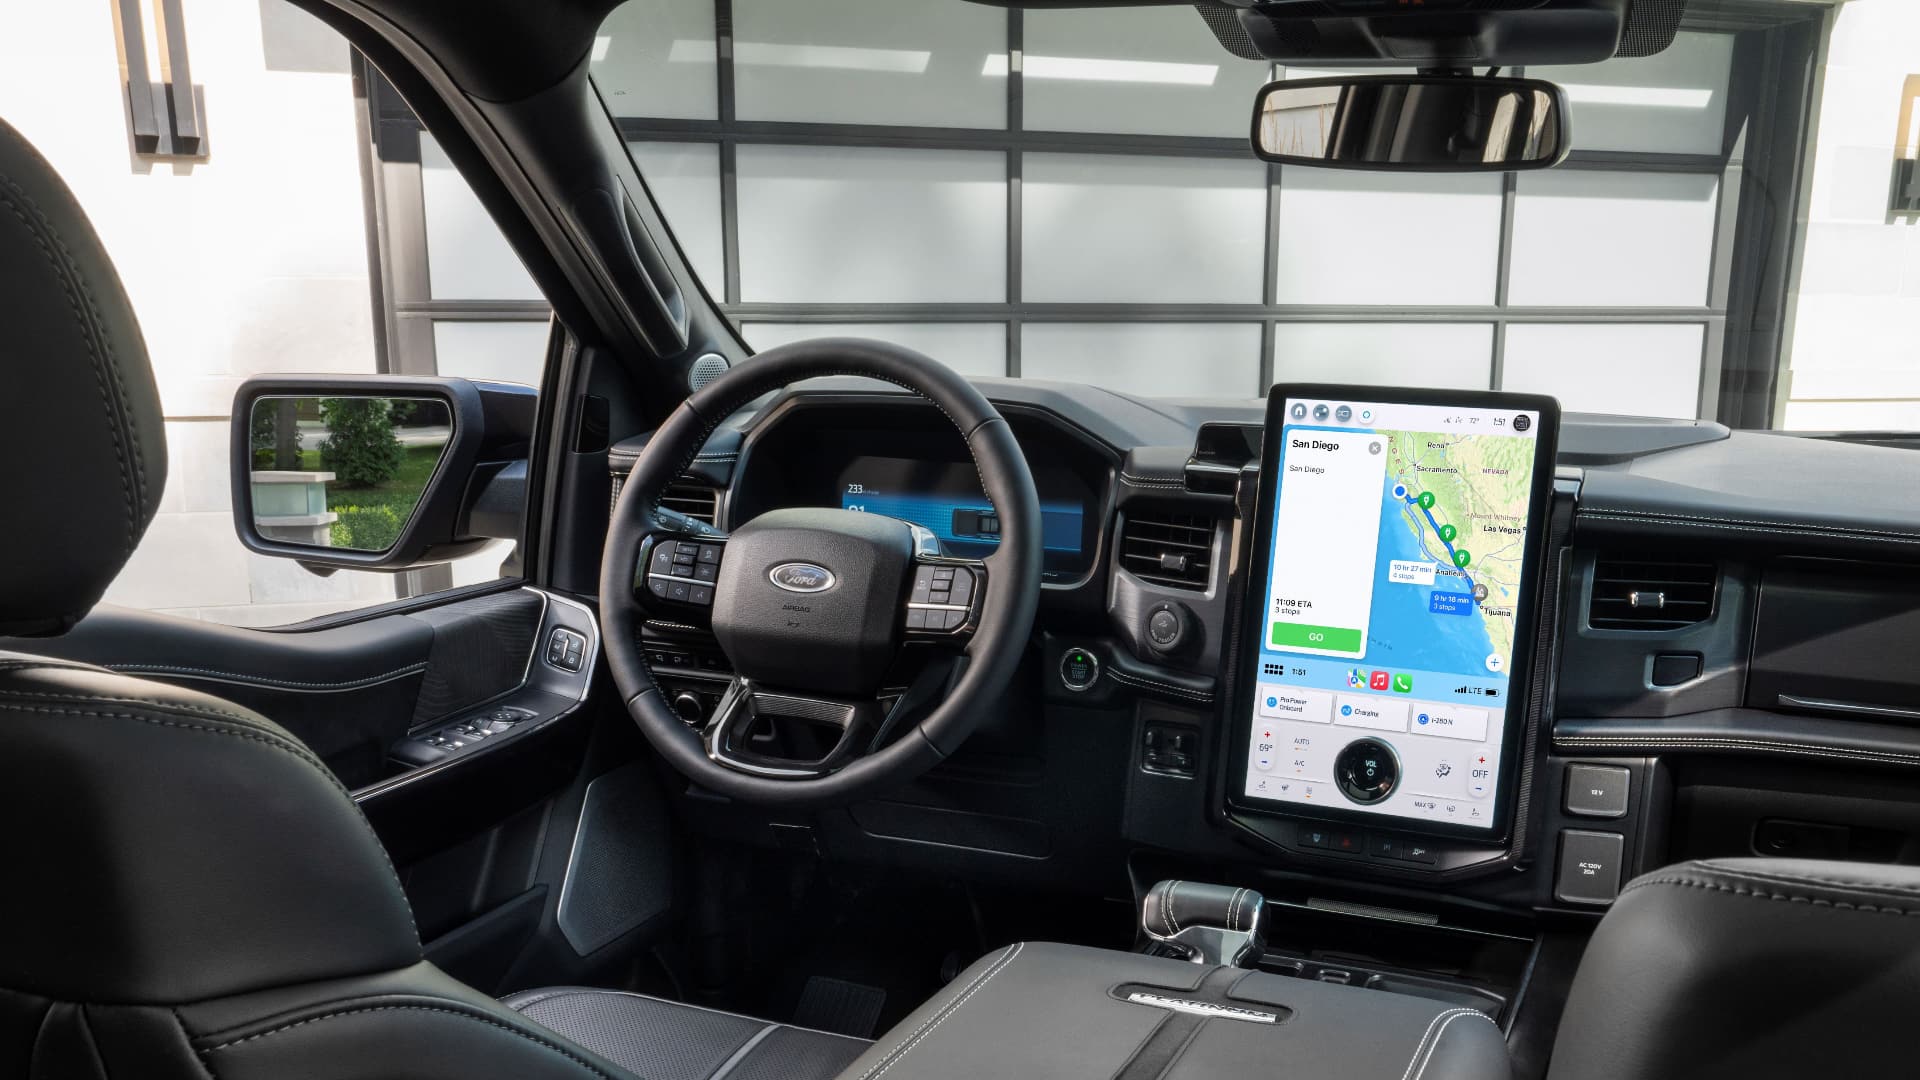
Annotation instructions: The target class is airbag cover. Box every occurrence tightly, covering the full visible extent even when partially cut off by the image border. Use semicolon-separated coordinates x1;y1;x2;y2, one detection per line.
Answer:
710;507;913;696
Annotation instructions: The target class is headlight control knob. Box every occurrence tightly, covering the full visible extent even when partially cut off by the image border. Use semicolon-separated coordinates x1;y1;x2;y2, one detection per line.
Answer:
1145;601;1190;654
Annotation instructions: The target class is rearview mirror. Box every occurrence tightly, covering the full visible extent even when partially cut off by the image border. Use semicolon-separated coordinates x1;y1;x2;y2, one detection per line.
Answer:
1252;76;1569;172
232;375;536;571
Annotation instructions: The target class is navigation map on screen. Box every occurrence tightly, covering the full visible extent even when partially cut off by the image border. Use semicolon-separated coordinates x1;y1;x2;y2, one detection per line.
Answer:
1242;396;1545;832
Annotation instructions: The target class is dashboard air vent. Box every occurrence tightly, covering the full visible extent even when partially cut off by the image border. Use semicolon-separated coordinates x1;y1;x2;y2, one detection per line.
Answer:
1121;512;1215;591
660;483;719;526
1588;557;1717;630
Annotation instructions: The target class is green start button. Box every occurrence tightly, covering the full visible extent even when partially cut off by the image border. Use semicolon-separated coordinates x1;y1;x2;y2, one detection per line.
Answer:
1060;647;1099;691
1270;622;1363;652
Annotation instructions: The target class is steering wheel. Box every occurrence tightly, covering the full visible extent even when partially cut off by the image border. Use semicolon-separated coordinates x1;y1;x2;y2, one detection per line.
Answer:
599;338;1042;806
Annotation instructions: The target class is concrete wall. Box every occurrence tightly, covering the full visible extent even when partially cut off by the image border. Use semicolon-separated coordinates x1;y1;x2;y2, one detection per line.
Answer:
1781;0;1920;430
0;0;507;626
0;0;1912;624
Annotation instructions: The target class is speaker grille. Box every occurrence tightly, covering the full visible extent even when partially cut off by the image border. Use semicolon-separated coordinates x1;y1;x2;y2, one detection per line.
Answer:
688;353;729;392
1617;0;1684;58
1194;3;1268;61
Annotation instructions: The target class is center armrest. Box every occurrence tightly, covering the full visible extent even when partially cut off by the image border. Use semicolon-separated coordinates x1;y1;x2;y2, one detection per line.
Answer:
833;942;1508;1080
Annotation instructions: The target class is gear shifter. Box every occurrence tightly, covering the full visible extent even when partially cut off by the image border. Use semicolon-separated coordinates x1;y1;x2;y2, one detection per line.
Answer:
1141;879;1265;967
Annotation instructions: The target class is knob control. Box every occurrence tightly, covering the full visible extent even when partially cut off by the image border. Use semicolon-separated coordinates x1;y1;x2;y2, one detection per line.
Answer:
1144;601;1190;654
671;691;706;724
1334;738;1400;805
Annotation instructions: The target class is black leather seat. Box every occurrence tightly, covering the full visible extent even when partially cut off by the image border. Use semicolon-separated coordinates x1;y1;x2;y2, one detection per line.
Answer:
0;115;863;1079
504;989;869;1080
1550;857;1920;1079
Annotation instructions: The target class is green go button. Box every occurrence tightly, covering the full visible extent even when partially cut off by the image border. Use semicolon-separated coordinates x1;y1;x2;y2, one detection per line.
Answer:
1270;622;1363;651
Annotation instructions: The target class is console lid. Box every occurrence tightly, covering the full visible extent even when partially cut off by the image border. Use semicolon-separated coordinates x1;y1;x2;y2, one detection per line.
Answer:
836;942;1508;1080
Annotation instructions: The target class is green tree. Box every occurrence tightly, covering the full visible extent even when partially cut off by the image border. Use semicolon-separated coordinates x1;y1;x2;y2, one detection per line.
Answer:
319;397;405;488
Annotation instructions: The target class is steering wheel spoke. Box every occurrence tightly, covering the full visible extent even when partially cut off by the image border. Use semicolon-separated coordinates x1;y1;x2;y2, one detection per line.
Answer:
903;529;985;644
704;675;887;779
638;528;729;613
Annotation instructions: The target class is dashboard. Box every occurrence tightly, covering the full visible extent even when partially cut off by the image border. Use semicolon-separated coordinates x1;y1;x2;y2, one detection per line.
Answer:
622;373;1920;929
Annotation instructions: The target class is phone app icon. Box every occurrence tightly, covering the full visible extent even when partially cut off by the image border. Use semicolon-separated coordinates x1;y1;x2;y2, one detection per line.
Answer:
1369;670;1391;691
1392;673;1414;694
1346;668;1366;689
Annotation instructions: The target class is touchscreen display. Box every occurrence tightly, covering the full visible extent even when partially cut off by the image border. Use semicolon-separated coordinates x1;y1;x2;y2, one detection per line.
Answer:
1241;396;1546;832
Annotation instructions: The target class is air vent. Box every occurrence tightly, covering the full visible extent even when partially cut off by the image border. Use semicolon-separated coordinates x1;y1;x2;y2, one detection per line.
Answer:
1120;512;1215;591
660;483;719;526
1588;557;1717;630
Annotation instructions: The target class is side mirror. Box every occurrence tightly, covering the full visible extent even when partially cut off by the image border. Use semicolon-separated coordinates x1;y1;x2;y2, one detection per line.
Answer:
231;375;535;571
1252;75;1570;172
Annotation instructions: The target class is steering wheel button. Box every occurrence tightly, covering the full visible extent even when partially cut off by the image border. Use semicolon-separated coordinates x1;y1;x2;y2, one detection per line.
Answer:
647;578;669;598
668;581;692;602
932;567;955;582
929;589;950;605
698;544;721;563
943;609;966;630
694;563;718;582
948;572;975;605
689;585;713;606
906;608;929;630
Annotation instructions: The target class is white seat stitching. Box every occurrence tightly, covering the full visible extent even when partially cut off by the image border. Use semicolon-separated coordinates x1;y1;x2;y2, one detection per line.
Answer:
1397;1009;1476;1080
1411;1010;1496;1080
859;942;1024;1080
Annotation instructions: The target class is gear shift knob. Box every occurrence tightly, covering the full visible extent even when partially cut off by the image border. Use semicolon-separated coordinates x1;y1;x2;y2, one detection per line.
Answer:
1141;879;1265;967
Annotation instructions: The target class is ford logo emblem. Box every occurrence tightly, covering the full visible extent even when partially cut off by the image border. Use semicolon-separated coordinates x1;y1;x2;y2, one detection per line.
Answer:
768;562;836;593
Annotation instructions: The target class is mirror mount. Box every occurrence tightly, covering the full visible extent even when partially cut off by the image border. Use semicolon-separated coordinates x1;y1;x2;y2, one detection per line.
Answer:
230;375;536;572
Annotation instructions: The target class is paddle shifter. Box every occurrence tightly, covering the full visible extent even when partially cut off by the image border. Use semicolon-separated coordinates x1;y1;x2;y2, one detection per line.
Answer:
1141;879;1266;967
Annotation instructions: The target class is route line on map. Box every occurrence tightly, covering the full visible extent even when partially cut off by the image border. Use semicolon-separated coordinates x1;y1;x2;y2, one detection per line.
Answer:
1401;490;1476;596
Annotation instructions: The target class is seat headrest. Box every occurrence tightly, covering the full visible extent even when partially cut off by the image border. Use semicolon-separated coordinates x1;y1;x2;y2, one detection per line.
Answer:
0;660;422;1003
0;118;168;635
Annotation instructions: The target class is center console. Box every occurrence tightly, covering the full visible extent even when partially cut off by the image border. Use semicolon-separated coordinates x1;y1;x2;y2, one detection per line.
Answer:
836;933;1509;1080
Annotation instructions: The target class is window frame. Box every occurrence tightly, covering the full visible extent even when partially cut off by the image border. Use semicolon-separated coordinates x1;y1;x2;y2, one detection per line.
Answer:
575;2;1822;420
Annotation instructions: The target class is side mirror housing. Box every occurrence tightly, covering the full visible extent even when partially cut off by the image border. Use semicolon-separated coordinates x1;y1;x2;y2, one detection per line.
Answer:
230;375;535;571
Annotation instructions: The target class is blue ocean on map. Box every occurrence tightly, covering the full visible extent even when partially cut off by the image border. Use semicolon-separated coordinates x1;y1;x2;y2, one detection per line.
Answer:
1361;487;1493;673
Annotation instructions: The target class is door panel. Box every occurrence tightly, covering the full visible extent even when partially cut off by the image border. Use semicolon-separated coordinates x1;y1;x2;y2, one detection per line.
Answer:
8;603;434;788
407;588;547;727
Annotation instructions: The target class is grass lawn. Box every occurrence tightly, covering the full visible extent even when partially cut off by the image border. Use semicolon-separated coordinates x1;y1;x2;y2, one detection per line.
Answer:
321;443;444;550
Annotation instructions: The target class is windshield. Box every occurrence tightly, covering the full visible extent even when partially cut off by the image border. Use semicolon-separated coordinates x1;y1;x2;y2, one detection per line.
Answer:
591;0;1919;433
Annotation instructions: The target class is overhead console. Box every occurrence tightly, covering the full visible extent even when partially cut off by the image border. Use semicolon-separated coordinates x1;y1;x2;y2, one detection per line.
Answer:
1221;385;1561;874
1225;0;1677;66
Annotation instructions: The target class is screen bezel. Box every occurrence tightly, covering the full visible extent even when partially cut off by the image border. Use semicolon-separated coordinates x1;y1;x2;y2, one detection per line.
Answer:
1224;384;1561;844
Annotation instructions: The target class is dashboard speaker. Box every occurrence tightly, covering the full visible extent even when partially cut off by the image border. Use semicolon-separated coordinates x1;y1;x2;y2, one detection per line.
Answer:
688;353;729;393
557;762;672;956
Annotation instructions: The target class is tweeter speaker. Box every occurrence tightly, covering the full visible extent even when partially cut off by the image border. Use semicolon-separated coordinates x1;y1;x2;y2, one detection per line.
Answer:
688;353;729;392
